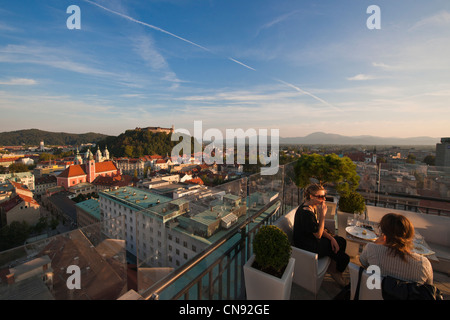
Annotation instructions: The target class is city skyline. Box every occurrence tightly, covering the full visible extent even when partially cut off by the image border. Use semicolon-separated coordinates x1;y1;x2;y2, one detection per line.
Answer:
1;1;450;138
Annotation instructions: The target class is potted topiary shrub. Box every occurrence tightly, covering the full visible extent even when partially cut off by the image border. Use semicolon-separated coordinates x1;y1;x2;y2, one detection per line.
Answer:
335;191;368;257
243;225;295;300
338;191;366;217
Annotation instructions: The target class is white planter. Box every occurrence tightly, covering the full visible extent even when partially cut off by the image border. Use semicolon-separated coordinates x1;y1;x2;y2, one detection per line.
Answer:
243;255;295;300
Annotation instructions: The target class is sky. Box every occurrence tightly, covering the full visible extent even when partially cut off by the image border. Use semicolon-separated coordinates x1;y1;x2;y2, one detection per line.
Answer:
0;0;449;139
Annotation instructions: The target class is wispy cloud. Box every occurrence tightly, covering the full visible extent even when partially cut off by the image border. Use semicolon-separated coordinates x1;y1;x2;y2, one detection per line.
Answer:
0;22;18;32
0;44;115;78
410;10;450;30
372;62;395;70
257;10;299;35
0;78;37;85
347;74;376;81
131;35;184;89
83;0;337;111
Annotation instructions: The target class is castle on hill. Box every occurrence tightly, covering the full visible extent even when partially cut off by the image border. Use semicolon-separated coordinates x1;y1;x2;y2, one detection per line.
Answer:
134;125;174;134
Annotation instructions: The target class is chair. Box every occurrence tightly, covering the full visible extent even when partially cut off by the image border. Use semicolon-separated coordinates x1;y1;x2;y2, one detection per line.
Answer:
348;262;383;300
274;207;334;299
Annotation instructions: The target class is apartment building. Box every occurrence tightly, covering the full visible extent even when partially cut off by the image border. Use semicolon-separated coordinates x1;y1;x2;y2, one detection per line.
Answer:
98;186;245;269
436;137;450;167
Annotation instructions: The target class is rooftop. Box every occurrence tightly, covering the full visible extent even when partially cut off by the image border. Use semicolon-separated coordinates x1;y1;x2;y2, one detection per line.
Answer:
0;160;448;301
75;198;101;220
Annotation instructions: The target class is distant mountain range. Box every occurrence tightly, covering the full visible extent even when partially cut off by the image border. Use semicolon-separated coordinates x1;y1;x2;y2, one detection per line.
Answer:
279;132;440;146
0;129;110;146
0;129;441;147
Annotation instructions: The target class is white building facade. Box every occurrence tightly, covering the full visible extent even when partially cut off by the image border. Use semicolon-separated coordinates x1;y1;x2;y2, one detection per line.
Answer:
98;187;208;269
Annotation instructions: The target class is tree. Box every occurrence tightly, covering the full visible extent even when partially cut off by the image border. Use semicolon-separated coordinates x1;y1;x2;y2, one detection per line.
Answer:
294;153;360;195
124;145;134;158
406;154;416;164
423;155;435;166
0;221;31;251
9;163;30;173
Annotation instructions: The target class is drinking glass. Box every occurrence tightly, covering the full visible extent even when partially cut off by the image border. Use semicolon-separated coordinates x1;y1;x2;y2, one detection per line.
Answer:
347;216;356;227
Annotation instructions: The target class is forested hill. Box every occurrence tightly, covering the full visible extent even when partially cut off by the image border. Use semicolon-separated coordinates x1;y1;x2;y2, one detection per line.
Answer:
0;129;109;146
96;129;199;158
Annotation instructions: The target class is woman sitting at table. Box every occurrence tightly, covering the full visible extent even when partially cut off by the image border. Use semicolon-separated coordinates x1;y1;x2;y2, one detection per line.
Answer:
293;183;350;287
359;213;433;285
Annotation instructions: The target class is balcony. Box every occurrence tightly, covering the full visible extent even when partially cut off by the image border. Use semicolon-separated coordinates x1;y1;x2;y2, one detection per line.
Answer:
0;161;449;301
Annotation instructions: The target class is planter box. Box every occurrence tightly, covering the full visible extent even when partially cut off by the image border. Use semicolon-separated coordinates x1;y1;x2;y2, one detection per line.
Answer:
243;255;295;300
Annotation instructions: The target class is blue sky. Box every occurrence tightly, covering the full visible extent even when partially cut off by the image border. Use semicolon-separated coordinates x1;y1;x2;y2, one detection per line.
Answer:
1;0;449;139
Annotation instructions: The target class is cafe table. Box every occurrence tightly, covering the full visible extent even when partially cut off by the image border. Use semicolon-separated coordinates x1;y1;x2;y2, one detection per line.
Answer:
342;216;439;262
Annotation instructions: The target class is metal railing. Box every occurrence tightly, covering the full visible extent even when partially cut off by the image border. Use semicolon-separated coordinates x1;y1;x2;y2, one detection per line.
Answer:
140;197;284;300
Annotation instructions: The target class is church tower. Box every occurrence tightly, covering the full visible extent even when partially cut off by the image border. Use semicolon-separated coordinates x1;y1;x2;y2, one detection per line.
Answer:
103;146;110;160
96;146;103;162
74;147;83;165
85;149;96;183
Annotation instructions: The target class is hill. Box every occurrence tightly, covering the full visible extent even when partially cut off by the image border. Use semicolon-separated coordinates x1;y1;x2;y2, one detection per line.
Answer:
96;129;199;158
280;132;440;146
0;129;110;146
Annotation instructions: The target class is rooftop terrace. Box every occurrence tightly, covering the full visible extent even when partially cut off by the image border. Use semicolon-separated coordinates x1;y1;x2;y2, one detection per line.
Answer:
0;161;448;301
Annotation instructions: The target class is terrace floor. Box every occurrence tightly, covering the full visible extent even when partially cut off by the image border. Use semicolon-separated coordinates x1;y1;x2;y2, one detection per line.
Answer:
289;256;450;300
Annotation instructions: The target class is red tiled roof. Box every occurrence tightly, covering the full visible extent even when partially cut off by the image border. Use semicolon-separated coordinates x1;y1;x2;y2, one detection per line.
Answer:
0;194;39;213
58;161;118;178
0;157;21;163
92;174;132;187
95;161;118;173
185;177;204;185
9;180;30;192
58;165;86;178
0;195;21;213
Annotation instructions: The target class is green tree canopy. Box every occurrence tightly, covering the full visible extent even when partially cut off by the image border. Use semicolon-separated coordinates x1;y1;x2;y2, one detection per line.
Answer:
9;163;30;173
293;153;360;195
423;155;435;166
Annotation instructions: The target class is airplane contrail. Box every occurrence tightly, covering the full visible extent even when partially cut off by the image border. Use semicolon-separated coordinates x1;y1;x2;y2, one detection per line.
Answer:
275;78;342;112
228;57;257;71
83;0;339;111
83;0;212;52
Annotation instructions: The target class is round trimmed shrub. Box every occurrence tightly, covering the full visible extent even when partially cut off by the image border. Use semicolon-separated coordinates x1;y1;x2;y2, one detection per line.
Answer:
252;225;292;278
338;191;366;214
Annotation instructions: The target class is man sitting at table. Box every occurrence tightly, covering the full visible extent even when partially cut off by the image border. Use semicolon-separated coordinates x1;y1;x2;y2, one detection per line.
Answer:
293;183;350;287
359;213;433;285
